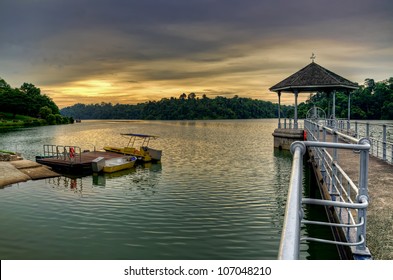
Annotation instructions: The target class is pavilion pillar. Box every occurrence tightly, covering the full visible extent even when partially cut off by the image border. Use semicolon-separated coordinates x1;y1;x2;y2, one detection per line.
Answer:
294;90;299;129
327;92;331;119
332;90;336;128
332;90;336;120
347;91;351;130
277;91;281;128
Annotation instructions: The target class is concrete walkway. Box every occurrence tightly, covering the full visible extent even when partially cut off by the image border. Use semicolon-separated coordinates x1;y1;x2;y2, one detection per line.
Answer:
323;135;393;259
0;159;59;188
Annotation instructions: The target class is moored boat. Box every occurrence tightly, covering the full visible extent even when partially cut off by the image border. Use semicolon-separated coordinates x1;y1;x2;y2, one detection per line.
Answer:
103;133;162;162
102;156;137;173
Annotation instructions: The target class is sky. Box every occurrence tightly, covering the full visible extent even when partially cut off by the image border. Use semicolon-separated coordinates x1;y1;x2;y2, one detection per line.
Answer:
0;0;392;108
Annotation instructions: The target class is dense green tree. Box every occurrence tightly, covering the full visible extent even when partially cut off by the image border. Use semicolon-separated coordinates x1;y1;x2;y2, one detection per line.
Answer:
39;106;52;119
54;114;63;124
20;83;41;95
294;78;393;120
188;92;196;100
381;102;393;119
46;114;56;125
0;89;25;117
0;78;11;90
0;77;71;125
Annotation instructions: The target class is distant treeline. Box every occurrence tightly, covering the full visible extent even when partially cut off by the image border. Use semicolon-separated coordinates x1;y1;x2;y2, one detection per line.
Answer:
60;93;293;120
61;78;393;121
0;77;73;125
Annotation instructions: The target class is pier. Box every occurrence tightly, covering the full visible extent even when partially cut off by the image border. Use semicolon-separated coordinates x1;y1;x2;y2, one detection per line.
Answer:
307;120;393;259
36;145;127;175
271;60;393;259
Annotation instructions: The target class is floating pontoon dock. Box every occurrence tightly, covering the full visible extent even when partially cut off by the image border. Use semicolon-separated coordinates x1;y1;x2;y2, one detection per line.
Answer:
36;145;128;175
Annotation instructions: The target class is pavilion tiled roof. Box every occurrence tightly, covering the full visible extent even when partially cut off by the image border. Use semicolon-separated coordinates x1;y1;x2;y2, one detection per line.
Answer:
270;62;359;93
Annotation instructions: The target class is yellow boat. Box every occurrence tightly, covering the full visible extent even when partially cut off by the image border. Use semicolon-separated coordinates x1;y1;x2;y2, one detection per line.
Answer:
102;157;137;173
103;133;162;162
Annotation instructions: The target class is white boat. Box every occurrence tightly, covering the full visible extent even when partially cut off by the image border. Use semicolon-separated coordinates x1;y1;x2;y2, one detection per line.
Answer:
103;156;137;173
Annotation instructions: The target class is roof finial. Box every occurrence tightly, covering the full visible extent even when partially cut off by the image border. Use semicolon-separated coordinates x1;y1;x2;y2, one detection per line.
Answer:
310;53;316;63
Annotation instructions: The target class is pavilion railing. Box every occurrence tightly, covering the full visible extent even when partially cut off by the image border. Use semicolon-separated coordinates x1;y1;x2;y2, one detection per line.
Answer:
279;118;304;129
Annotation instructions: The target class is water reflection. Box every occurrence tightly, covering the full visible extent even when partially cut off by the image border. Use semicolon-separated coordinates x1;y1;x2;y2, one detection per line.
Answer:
301;160;340;259
272;149;292;229
273;148;340;259
92;162;162;189
92;168;136;187
46;176;85;196
0;119;333;259
45;163;162;195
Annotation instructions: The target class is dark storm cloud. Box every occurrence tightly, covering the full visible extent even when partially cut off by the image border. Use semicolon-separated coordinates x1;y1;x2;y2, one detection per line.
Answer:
0;0;392;106
2;0;392;46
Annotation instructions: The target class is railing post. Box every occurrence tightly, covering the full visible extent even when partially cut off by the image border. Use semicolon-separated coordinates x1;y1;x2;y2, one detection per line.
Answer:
347;120;350;135
294;90;299;129
278;91;282;128
356;138;370;254
383;124;387;161
366;122;370;139
391;144;393;164
284;118;287;129
278;141;306;260
331;131;338;195
320;127;327;182
355;121;358;138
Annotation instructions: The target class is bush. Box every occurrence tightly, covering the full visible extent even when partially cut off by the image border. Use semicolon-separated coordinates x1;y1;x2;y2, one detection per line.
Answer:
46;114;56;125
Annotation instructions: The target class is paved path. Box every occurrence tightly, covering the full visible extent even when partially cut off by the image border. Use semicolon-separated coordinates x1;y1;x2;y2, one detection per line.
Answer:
0;159;59;188
323;134;393;259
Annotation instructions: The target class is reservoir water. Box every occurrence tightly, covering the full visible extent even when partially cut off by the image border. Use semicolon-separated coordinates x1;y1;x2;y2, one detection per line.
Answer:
0;119;338;259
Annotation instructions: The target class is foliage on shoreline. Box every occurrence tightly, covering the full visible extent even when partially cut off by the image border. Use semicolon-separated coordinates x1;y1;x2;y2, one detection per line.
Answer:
0;112;47;129
0;77;74;127
60;94;293;120
0;149;16;155
295;78;393;120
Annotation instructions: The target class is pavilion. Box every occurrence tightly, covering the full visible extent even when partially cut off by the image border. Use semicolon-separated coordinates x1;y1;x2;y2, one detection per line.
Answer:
269;56;359;149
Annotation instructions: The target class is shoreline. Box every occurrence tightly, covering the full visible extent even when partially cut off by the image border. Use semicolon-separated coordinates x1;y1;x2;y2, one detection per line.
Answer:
0;159;59;188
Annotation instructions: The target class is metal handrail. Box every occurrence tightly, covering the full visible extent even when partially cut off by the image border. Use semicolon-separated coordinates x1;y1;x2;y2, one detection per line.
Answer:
278;142;306;260
301;235;365;246
302;197;368;209
307;119;370;252
42;144;82;163
368;137;393;163
353;121;393;163
278;119;371;260
302;217;364;228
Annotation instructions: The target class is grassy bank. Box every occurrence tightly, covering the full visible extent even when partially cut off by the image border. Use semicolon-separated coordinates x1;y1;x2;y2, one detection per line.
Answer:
0;112;47;129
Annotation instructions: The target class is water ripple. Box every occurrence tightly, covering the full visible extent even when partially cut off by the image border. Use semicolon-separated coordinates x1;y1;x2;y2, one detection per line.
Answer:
0;120;293;259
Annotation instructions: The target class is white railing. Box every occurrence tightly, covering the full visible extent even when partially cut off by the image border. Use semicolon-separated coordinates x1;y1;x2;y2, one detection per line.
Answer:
43;145;82;162
278;120;371;260
353;122;393;164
